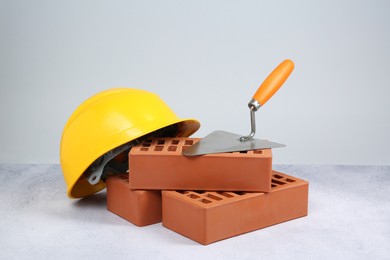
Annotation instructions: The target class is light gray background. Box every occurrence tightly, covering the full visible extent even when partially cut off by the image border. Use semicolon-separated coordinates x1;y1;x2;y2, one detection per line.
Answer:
1;164;389;259
1;0;389;165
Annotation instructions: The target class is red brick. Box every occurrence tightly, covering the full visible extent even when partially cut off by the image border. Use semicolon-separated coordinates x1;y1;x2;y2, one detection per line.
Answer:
162;170;308;245
129;138;273;192
106;174;161;227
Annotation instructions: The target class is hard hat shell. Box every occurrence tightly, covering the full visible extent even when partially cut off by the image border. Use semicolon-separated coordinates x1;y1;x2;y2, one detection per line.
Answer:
60;88;200;198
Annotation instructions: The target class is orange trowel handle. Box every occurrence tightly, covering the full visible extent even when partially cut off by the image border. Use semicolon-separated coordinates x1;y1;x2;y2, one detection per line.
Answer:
249;59;294;110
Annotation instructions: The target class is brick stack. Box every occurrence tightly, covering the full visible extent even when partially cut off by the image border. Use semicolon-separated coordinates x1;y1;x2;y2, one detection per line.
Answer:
106;137;308;245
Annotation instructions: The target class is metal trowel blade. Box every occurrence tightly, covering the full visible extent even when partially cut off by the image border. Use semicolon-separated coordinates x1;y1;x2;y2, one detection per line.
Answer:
182;130;285;156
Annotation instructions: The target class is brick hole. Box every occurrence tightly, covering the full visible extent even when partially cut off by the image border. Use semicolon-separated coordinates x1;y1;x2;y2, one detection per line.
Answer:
184;140;193;145
217;192;234;198
171;140;180;145
176;191;189;194
286;178;296;183
271;184;277;188
157;140;165;145
272;179;286;185
273;174;284;179
199;199;212;204
141;143;151;147
181;146;192;152
253;150;262;154
239;150;248;154
187;194;200;199
206;194;222;201
167;146;177;152
193;191;205;194
233;191;246;195
154;146;164;151
140;148;149;151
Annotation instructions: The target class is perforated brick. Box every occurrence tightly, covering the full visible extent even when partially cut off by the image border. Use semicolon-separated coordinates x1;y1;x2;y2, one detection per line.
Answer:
129;138;272;192
106;174;162;227
162;170;309;245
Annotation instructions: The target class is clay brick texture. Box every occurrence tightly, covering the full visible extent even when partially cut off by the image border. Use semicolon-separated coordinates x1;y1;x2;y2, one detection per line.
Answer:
129;138;273;192
162;170;309;245
106;174;162;227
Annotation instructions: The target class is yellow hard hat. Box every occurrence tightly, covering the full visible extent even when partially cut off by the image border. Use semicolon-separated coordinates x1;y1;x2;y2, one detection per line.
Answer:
60;88;200;198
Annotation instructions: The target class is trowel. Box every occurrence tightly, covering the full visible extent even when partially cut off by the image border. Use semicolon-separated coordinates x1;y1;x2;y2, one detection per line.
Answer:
182;59;294;156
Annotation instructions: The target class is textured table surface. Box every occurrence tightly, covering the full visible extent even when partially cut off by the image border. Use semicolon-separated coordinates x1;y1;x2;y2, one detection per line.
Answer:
1;164;389;259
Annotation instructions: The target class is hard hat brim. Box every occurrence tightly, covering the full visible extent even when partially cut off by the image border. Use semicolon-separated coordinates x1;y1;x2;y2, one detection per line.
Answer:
66;118;200;198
